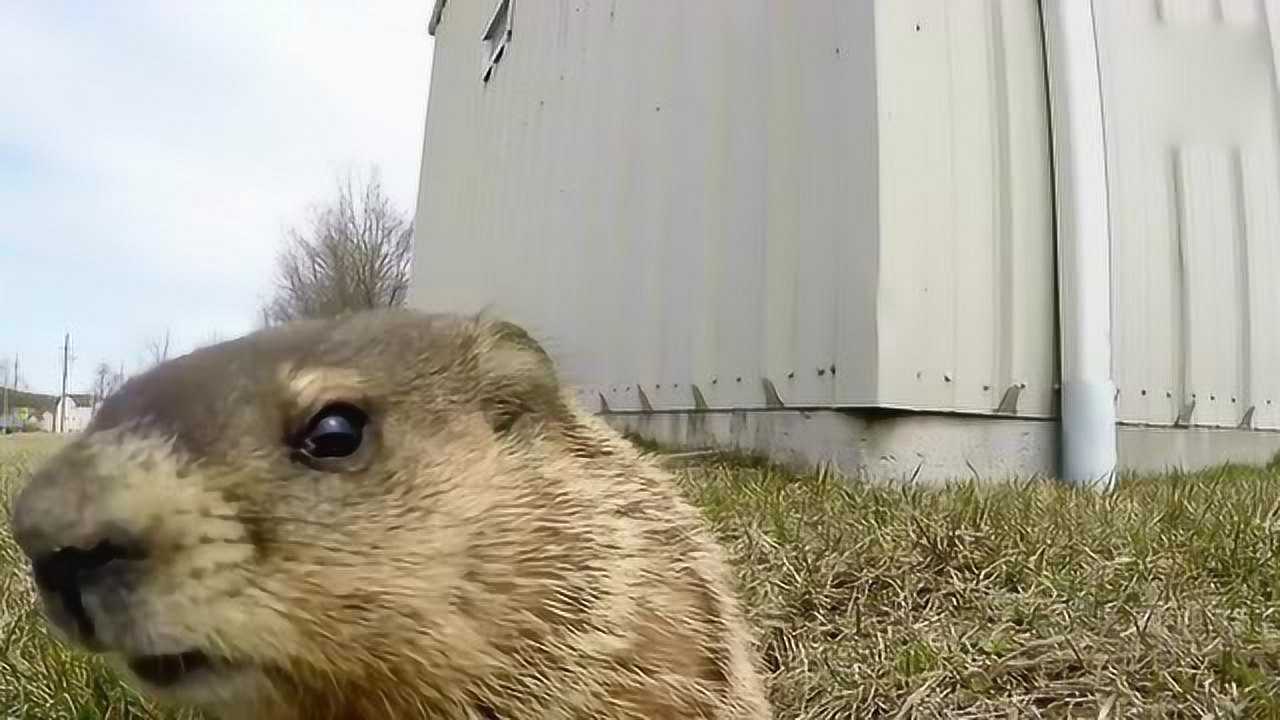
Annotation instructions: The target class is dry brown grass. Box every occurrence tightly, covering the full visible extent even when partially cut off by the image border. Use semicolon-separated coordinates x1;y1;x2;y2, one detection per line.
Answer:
4;435;1280;718
681;453;1280;719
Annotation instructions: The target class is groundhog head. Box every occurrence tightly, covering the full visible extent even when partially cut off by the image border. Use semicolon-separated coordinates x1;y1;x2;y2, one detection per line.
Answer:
9;309;612;718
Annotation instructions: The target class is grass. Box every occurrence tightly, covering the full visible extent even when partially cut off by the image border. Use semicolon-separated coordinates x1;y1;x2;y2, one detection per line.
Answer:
4;435;1280;718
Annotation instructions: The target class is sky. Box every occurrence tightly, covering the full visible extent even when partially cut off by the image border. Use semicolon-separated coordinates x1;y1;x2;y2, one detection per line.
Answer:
0;1;435;395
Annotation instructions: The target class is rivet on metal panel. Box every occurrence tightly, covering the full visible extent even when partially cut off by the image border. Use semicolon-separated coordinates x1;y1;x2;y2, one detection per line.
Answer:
691;385;709;411
1140;389;1147;396
1175;397;1196;427
817;367;826;376
996;385;1023;415
637;387;654;413
943;373;953;383
711;377;718;385
762;379;785;409
982;384;991;392
736;377;742;383
598;393;611;414
916;371;924;381
830;365;836;375
1240;406;1256;430
1166;391;1173;398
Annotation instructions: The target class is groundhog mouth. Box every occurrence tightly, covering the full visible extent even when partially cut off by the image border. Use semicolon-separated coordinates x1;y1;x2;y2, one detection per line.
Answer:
127;650;221;687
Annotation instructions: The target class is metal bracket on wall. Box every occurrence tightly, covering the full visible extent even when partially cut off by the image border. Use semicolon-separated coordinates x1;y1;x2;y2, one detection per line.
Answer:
996;384;1024;415
1175;397;1196;427
428;0;447;35
481;0;513;83
637;386;654;412
691;384;709;410
598;392;611;414
1240;405;1256;430
762;378;785;408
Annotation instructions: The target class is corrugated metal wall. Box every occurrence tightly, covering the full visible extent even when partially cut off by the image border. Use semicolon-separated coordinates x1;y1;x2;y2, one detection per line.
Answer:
413;0;882;412
1095;0;1280;429
412;0;1280;432
411;0;1058;417
873;1;1058;418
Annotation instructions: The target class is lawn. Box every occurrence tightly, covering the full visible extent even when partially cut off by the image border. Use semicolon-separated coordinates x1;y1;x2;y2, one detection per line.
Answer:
3;434;1280;718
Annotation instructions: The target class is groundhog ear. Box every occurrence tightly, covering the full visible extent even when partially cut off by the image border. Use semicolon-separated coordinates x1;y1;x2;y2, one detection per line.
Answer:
474;318;564;434
487;320;553;364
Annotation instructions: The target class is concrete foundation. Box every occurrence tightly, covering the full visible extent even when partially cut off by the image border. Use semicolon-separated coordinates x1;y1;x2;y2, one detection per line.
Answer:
603;409;1280;485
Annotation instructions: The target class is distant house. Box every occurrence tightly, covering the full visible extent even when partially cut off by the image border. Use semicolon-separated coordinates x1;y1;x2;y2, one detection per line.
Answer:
1;388;97;434
2;389;54;434
46;394;95;433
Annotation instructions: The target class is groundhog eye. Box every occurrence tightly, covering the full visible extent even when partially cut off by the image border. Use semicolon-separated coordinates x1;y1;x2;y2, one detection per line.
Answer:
298;404;367;460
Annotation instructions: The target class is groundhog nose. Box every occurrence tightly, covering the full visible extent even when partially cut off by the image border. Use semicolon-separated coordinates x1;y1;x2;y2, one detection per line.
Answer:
31;537;147;643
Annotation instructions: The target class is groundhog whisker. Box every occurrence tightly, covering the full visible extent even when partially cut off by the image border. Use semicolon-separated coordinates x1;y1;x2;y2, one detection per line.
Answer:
248;540;375;559
205;513;339;528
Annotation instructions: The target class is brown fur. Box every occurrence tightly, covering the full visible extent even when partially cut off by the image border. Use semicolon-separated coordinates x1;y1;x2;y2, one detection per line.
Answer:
10;309;772;720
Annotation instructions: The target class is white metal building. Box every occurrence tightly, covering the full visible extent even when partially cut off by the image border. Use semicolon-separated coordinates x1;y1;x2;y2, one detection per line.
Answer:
44;395;94;434
410;0;1280;485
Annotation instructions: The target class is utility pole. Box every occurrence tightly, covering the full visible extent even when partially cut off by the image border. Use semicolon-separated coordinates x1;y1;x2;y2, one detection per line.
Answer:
1;355;10;434
59;333;70;433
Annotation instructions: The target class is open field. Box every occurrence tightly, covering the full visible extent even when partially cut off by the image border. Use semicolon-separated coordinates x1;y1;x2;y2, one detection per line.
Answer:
3;435;1280;718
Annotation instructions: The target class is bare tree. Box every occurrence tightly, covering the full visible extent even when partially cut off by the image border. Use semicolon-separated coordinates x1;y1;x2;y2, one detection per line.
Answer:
145;329;172;368
91;362;126;404
263;167;414;325
199;330;227;349
0;356;22;391
92;363;113;406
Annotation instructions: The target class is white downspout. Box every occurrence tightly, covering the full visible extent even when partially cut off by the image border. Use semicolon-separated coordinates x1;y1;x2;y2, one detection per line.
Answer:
1041;0;1117;492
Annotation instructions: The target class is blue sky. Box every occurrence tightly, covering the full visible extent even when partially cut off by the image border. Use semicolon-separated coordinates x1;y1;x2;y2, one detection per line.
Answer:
0;1;434;394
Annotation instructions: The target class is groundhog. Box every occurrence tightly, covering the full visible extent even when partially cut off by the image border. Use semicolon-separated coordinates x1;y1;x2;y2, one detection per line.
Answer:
9;309;772;720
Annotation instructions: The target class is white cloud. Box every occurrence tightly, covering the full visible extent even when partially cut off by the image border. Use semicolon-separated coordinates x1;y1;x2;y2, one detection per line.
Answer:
0;1;434;393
